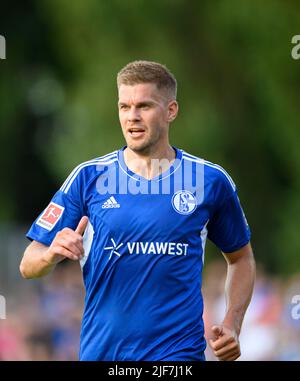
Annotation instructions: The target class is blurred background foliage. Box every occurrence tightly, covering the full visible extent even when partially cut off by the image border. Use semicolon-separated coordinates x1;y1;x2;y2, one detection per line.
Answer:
0;0;300;277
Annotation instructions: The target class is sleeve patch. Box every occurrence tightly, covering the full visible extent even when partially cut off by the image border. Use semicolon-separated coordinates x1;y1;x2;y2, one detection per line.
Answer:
36;202;65;231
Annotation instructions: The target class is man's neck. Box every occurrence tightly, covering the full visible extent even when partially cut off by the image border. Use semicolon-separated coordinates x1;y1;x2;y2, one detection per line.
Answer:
124;145;176;180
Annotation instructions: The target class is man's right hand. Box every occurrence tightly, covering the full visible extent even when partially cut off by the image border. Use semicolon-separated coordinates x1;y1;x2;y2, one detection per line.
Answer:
42;216;89;265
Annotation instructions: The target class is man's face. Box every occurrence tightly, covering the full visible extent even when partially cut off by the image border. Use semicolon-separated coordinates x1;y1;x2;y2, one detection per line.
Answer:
118;83;177;154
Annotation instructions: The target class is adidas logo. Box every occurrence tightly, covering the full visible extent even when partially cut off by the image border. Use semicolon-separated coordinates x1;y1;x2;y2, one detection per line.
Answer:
102;196;120;209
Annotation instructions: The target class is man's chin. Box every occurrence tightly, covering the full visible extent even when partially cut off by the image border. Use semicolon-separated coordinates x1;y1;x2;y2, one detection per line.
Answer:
126;141;151;154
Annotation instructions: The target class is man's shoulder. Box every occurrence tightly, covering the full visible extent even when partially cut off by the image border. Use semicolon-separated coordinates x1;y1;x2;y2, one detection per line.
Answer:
60;150;119;194
181;149;236;190
81;150;119;167
70;150;119;175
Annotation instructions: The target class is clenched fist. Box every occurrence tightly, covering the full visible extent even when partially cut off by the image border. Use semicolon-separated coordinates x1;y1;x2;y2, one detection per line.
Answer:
209;325;241;361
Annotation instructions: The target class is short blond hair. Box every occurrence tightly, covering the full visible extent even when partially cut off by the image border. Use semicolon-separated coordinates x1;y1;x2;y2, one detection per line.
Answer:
117;60;177;100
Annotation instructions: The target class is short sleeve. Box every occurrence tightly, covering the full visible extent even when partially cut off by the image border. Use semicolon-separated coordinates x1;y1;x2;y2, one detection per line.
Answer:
26;166;85;247
207;170;251;253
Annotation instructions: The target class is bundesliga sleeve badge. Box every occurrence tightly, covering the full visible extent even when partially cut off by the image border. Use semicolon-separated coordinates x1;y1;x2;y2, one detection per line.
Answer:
36;202;65;231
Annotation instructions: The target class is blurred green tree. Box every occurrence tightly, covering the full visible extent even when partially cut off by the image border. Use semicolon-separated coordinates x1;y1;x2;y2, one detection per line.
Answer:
1;0;299;275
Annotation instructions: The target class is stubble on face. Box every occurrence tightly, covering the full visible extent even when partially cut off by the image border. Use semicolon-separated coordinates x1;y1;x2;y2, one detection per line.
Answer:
126;124;161;155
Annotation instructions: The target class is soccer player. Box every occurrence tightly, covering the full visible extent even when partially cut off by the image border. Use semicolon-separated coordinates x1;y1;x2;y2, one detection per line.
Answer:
20;60;256;361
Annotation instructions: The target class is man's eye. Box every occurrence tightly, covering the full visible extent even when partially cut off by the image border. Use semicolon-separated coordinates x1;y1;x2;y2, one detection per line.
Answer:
120;105;129;110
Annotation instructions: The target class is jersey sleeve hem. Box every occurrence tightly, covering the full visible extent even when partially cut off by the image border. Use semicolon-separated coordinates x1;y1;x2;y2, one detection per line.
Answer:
220;237;251;254
26;232;52;247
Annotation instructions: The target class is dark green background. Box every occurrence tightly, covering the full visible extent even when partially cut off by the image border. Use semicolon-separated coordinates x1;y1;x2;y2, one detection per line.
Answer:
1;0;300;275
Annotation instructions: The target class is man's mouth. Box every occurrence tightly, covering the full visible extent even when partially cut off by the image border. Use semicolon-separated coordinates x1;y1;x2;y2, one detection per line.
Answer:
128;127;146;138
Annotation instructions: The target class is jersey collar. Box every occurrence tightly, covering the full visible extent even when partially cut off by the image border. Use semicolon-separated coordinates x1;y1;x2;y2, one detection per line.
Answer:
117;146;183;182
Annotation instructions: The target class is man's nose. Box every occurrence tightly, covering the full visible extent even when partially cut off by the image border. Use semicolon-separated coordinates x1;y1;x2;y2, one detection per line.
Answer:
128;107;141;121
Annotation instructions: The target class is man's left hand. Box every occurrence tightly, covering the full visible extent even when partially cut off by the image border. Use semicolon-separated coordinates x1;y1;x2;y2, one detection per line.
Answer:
209;325;241;361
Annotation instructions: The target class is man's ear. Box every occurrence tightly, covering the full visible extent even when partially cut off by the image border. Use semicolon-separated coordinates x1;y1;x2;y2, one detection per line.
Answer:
167;100;179;122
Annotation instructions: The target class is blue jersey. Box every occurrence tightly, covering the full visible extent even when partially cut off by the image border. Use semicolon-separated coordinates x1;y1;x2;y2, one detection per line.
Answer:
26;147;250;361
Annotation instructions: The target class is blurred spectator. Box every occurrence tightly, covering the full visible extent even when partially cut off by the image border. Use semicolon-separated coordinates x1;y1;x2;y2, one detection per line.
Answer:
1;258;300;360
203;262;300;361
0;260;84;360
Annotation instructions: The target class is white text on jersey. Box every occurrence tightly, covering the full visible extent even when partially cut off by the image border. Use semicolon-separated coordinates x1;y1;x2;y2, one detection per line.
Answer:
127;242;188;256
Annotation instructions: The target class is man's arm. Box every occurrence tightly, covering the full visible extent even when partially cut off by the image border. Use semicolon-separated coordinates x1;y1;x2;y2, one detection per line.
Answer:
209;242;256;361
20;216;88;279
